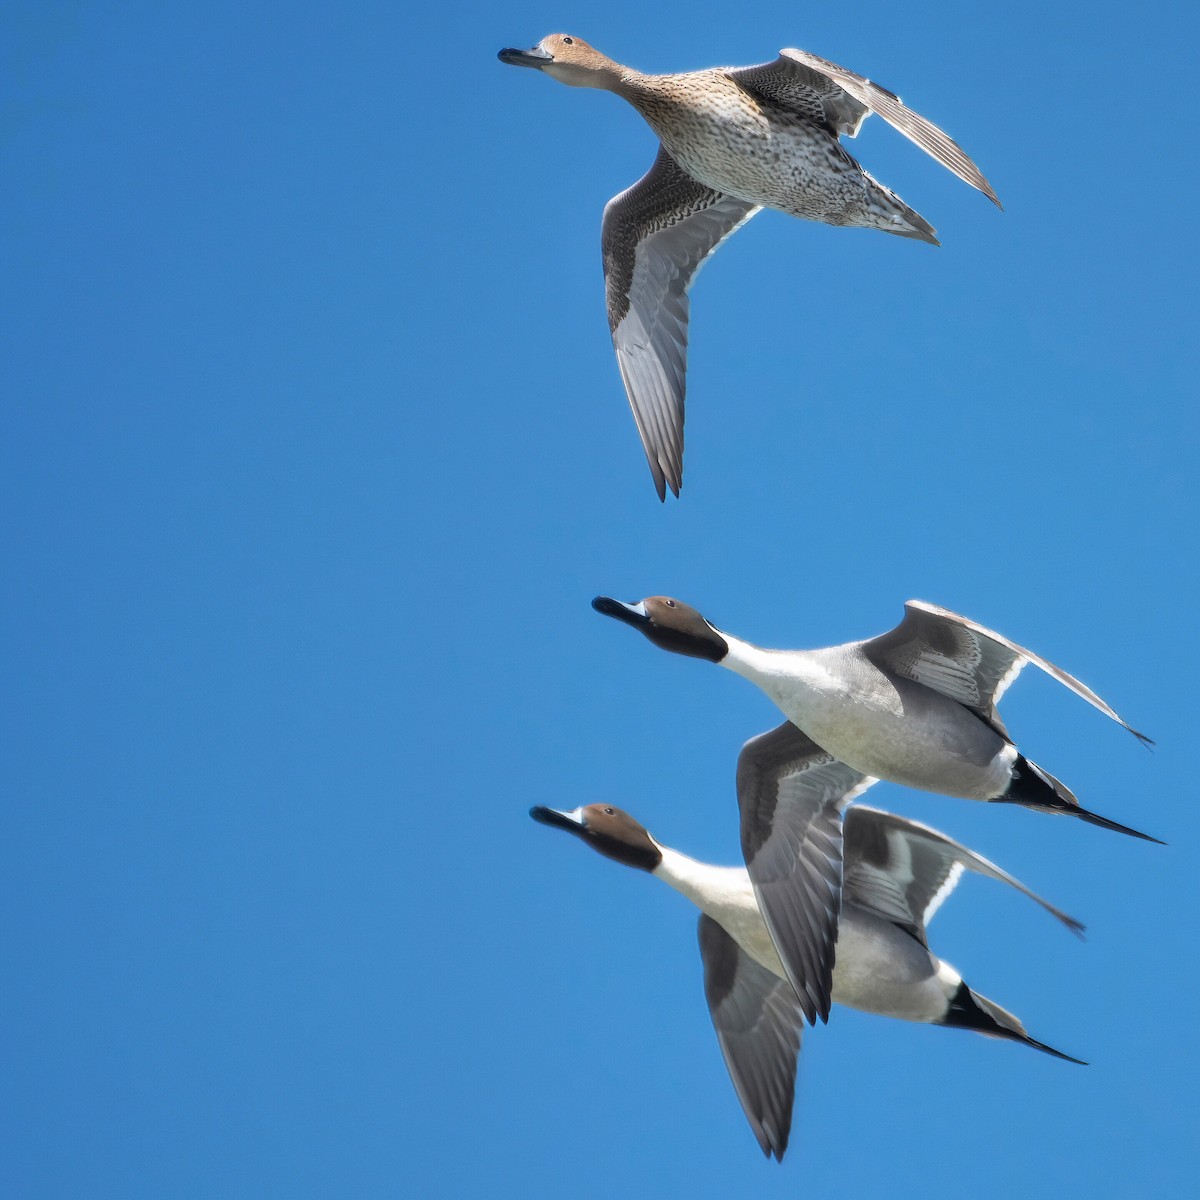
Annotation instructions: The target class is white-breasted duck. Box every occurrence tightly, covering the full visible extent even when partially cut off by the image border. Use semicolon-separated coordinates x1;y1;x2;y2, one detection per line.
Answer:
498;35;1000;499
591;595;1158;847
531;795;1083;1161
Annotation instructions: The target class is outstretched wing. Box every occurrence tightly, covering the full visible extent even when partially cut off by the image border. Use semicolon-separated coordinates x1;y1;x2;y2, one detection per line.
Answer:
602;147;759;499
861;599;1152;743
730;48;1000;206
844;804;1085;945
737;722;877;1025
698;914;804;1162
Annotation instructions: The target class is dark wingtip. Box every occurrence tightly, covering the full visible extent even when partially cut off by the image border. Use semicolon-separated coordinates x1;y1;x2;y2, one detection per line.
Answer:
648;463;680;502
756;1130;788;1163
791;976;832;1029
814;987;832;1025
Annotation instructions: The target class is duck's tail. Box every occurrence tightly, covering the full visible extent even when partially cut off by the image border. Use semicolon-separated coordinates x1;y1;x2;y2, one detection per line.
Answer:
994;754;1164;844
941;981;1086;1065
860;172;939;244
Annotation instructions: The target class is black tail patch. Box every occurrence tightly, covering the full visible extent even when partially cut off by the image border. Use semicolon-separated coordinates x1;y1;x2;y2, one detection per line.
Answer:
942;983;1086;1065
996;755;1164;844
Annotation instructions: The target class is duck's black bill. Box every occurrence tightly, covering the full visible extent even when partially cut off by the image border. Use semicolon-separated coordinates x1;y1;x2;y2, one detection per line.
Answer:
530;806;586;834
498;46;553;68
591;596;649;629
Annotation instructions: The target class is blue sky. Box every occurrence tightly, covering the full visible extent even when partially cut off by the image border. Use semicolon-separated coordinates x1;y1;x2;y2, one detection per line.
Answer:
3;2;1198;1196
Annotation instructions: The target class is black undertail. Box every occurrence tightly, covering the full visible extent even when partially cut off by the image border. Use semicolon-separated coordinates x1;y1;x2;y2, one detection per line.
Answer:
995;754;1164;844
941;982;1086;1065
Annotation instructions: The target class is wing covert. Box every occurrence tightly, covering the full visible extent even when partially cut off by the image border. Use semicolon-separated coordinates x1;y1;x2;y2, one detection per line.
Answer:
727;56;869;135
776;48;1001;206
844;805;1085;941
862;600;1151;744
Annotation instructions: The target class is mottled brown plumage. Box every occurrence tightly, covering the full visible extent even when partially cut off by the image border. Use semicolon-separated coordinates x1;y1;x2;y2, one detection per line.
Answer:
499;35;1000;498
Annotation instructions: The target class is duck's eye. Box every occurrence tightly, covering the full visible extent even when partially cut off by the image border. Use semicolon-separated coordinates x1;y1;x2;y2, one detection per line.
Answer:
603;807;615;815
562;36;574;45
665;599;676;608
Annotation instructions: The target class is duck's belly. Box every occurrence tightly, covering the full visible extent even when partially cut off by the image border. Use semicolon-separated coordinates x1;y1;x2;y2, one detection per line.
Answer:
656;106;874;224
771;671;1014;801
810;704;1013;799
831;906;948;1022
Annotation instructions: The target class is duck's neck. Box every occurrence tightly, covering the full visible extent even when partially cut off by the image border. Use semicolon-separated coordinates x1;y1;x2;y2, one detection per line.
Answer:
718;634;829;717
652;845;743;914
544;53;643;96
610;68;656;104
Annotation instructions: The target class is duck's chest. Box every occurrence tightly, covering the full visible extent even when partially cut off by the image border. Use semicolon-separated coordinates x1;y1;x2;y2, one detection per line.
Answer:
702;884;786;976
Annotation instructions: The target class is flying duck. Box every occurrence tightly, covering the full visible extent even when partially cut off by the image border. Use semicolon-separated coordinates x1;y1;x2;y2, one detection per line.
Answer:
591;596;1158;848
531;796;1083;1160
498;35;1000;498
